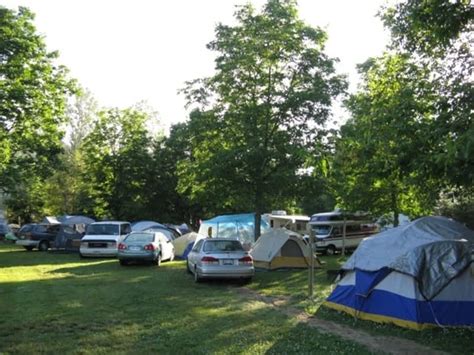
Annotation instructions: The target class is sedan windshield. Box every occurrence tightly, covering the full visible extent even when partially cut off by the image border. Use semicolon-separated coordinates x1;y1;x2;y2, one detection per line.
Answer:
203;240;243;253
125;233;154;243
86;224;119;235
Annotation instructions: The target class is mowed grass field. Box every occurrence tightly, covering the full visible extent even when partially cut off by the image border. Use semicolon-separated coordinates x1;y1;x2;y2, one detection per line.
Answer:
1;243;472;354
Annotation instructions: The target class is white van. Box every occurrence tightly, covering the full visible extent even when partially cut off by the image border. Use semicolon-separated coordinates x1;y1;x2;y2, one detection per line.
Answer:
309;211;378;255
80;221;131;257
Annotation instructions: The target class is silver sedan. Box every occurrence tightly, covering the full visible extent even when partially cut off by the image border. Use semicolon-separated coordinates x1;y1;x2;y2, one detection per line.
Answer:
187;238;254;282
118;231;175;266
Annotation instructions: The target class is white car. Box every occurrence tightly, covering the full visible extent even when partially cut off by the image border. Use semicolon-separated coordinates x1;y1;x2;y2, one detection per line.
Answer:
80;221;131;258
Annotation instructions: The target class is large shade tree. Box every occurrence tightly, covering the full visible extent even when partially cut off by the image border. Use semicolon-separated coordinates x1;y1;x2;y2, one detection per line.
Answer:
180;0;346;237
0;6;75;192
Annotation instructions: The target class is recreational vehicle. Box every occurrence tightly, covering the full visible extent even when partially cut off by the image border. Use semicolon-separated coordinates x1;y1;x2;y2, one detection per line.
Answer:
309;211;378;255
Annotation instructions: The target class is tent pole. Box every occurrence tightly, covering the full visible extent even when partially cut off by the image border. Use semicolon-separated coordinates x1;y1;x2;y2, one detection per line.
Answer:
308;225;315;299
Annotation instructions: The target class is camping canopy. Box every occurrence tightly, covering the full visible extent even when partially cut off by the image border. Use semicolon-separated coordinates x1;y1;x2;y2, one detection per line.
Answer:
199;213;269;249
326;216;474;329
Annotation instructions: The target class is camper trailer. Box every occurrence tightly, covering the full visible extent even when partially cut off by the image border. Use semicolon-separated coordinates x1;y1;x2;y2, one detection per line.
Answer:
263;211;310;235
309;211;378;255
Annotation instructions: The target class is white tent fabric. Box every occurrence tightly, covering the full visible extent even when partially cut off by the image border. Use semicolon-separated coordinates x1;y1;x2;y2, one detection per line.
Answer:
251;228;310;262
172;232;205;258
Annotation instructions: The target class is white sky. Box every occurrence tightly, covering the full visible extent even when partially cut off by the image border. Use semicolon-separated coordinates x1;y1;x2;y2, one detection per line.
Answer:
4;0;391;130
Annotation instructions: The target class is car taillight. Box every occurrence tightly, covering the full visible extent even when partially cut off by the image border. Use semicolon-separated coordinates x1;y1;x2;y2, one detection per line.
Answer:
201;256;219;265
118;243;127;250
239;255;253;265
144;244;155;251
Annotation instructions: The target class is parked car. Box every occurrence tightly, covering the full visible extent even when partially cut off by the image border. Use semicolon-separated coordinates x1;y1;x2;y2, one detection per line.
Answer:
142;226;179;242
15;223;61;251
80;221;131;258
117;231;175;266
187;238;254;283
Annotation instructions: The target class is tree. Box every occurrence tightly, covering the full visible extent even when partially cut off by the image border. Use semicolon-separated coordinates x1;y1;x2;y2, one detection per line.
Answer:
380;0;473;188
0;6;75;192
181;0;346;237
79;107;153;220
333;54;439;225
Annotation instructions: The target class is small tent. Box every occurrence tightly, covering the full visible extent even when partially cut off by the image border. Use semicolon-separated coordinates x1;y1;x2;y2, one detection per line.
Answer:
173;232;205;259
250;228;319;270
325;216;474;329
131;221;167;231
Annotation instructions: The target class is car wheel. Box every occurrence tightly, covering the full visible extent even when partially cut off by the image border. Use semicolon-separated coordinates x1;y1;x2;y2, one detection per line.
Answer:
38;241;49;252
79;252;86;259
326;245;336;256
153;254;162;267
119;260;128;266
194;267;201;283
24;246;34;251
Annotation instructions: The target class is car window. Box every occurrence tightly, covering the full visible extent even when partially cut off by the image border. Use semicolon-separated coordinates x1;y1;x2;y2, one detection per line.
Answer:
144;227;175;241
36;225;48;233
120;224;131;235
192;239;204;252
203;240;243;253
18;224;33;234
125;233;154;243
86;224;119;235
63;226;76;235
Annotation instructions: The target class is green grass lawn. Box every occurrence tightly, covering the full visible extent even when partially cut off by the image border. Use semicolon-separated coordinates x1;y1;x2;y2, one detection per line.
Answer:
0;244;370;354
1;244;472;354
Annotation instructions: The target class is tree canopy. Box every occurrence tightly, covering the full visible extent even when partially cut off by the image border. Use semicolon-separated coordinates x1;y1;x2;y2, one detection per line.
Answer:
180;0;346;236
0;6;75;193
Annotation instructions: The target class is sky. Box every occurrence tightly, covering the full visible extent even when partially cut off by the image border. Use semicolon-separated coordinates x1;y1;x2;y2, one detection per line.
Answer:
4;0;391;130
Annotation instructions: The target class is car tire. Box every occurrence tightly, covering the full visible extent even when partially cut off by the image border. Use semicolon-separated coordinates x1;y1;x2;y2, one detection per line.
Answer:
326;245;336;256
194;267;201;283
38;241;49;252
119;260;128;266
79;252;86;259
24;246;34;251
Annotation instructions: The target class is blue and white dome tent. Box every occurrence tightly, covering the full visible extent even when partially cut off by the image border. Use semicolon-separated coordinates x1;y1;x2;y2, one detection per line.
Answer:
325;216;474;329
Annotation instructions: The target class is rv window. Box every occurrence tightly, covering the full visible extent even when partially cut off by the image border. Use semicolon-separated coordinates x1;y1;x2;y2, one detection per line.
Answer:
346;224;361;233
312;225;332;236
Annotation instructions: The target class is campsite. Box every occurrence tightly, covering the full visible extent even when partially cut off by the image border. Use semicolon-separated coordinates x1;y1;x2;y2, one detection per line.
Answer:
1;238;473;354
1;0;473;353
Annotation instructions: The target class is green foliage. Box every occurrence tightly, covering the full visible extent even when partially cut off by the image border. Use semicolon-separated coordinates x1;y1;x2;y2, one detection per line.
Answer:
0;6;75;192
380;0;474;189
381;0;473;56
79;107;153;220
333;54;438;221
180;0;346;226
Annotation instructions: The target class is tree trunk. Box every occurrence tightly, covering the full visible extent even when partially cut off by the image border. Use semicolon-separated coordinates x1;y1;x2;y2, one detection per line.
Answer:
391;187;399;227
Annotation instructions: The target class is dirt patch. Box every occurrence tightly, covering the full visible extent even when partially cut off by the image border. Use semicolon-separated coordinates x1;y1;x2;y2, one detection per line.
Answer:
233;287;447;355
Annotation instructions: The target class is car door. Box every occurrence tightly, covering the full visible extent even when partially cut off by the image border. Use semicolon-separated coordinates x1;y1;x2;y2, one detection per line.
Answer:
157;234;172;260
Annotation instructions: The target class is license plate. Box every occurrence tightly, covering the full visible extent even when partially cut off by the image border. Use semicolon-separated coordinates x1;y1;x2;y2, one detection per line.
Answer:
223;260;233;265
130;246;140;251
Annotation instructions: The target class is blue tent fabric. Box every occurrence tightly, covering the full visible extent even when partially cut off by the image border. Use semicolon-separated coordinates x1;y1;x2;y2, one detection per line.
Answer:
182;242;194;260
